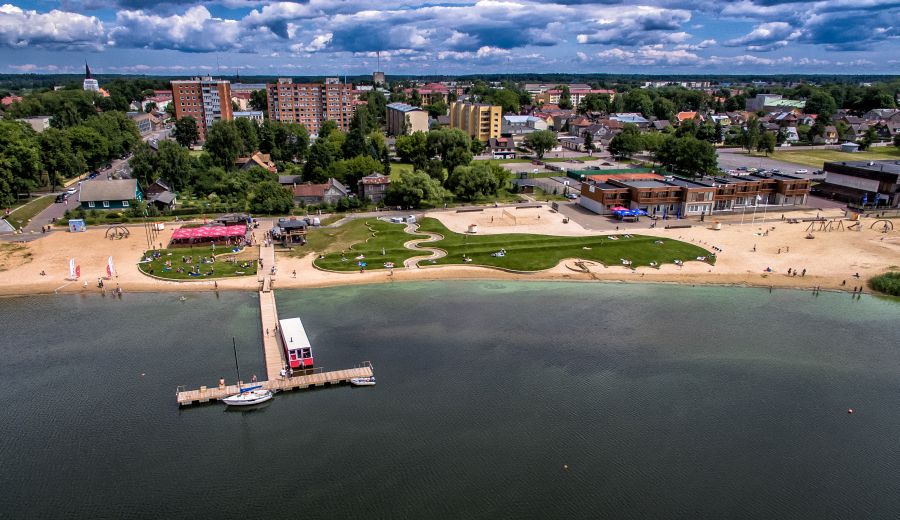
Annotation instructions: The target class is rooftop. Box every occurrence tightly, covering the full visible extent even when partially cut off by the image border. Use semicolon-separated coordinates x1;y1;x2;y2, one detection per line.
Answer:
79;179;138;202
825;160;900;175
619;180;673;188
387;102;424;113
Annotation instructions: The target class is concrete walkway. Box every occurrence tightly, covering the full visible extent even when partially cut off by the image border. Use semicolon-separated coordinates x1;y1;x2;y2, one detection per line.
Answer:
402;223;446;268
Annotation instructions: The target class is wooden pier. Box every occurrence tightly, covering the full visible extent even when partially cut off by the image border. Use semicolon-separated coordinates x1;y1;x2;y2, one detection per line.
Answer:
175;226;374;407
176;362;374;406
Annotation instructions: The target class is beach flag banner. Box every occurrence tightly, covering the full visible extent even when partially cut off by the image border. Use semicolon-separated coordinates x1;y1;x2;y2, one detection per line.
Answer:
76;265;81;278
67;258;77;280
106;256;116;279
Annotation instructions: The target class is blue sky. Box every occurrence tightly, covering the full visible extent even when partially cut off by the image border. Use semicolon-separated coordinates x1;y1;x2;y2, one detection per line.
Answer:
0;0;898;75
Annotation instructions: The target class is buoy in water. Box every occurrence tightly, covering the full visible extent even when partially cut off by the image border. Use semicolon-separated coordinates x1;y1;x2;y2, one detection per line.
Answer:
847;408;854;414
563;464;569;471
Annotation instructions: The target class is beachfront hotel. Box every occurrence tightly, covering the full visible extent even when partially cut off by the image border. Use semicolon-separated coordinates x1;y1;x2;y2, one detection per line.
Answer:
579;172;811;217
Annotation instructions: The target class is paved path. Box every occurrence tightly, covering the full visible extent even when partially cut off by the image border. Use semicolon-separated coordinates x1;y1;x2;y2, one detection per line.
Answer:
402;223;446;268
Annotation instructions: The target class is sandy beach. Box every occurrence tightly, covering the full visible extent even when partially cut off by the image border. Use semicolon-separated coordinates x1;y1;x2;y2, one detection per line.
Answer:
1;206;897;297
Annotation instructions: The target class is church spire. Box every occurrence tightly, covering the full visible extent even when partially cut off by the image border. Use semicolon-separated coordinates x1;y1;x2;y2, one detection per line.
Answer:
85;61;92;79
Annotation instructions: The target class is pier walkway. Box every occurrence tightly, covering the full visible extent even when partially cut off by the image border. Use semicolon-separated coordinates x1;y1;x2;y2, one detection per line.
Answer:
176;362;374;406
259;289;285;380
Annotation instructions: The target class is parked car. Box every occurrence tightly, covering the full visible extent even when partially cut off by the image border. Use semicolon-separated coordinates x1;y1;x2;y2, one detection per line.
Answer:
55;193;68;203
88;172;99;179
565;193;578;200
65;187;77;195
795;169;809;174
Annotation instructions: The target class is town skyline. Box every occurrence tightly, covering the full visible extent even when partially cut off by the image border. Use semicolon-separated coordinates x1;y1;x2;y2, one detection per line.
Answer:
1;0;898;75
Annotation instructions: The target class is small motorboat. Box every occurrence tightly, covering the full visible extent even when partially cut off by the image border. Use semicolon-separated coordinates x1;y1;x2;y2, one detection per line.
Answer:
350;376;376;387
222;386;273;406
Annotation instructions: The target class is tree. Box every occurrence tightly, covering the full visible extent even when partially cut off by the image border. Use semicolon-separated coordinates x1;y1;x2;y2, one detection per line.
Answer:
144;102;157;113
577;93;611;114
583;131;594;154
66;126;108;170
757;132;776;156
364;91;387;128
426;128;472;176
446;161;508;201
894;133;900;149
486;89;520;114
470;139;485;156
250;180;294;214
156;140;193;190
204;121;243;169
624;90;653;118
743;117;761;153
319;120;338;139
329;155;382;188
128;142;157;187
653;97;676;122
714;121;725;144
173;117;200;147
342;106;376;160
304;130;344;182
695;122;717;143
655;136;717;177
424;99;448;119
524;130;557;159
250;90;268;113
0;120;43;205
381;146;391;176
859;127;878;151
84;111;140;158
233;118;260;156
804;91;837;120
558;86;573;110
385;169;449;208
608;124;643;159
395;131;429;169
39;128;86;188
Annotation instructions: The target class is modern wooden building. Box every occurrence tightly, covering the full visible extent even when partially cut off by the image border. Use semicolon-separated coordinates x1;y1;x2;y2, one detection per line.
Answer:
579;173;809;216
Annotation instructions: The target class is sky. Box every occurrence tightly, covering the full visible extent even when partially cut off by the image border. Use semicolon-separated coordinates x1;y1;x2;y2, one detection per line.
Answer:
0;0;898;76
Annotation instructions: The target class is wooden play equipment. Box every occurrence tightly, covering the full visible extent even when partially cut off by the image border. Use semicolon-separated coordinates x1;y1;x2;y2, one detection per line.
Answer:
105;226;130;239
870;219;894;233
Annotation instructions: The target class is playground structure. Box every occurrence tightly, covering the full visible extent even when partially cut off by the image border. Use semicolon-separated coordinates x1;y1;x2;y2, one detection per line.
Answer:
870;219;894;233
105;226;130;240
805;218;847;233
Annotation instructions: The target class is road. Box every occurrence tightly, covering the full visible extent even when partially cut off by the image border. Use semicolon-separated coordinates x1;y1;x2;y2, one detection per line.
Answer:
11;126;173;238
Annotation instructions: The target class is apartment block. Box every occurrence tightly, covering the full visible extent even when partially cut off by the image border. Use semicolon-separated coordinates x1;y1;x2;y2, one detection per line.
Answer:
449;101;502;142
171;77;233;140
266;78;354;134
386;103;429;135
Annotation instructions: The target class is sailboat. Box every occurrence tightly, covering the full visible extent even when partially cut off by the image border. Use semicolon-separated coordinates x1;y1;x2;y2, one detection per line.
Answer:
222;338;273;407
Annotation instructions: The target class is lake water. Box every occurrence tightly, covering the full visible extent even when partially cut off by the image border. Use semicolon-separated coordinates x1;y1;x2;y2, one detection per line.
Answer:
0;282;898;519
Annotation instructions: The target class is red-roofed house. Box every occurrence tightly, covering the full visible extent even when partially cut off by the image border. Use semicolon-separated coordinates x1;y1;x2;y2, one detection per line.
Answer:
675;111;700;124
1;94;23;107
292;178;349;205
236;151;277;173
488;137;516;159
358;173;391;203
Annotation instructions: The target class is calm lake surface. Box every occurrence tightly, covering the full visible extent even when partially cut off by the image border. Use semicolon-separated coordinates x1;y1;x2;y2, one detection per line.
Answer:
1;282;898;519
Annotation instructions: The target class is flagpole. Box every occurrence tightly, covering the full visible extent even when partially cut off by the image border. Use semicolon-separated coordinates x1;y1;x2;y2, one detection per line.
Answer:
740;201;746;226
751;196;759;226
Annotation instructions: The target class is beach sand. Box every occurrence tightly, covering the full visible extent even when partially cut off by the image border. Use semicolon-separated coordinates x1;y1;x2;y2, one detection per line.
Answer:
1;208;897;297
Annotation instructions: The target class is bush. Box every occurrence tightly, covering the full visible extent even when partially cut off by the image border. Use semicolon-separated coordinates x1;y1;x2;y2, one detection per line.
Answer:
869;271;900;296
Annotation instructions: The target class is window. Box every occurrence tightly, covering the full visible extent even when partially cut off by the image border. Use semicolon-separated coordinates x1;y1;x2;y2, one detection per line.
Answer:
122;201;130;207
88;201;95;208
103;201;110;208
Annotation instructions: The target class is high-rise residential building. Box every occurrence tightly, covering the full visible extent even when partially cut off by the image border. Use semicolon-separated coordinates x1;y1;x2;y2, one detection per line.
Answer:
266;78;354;134
83;62;99;92
449;101;502;142
171;77;233;140
386;103;429;136
373;71;385;86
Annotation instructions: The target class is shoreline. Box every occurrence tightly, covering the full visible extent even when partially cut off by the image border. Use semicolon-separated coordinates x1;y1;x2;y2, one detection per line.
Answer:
1;206;897;299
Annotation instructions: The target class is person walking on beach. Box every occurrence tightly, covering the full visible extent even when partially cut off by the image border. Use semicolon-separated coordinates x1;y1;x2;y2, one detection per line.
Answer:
801;268;806;277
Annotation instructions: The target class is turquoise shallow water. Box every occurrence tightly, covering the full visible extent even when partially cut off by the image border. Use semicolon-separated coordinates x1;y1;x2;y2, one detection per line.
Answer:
0;282;898;519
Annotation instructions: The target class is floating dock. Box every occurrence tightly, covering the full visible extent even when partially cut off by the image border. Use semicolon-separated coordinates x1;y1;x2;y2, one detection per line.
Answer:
176;233;373;407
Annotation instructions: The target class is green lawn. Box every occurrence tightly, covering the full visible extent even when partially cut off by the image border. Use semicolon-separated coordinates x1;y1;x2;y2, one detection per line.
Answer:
312;219;427;271
6;194;54;229
416;217;714;271
763;147;900;169
544;156;597;163
137;246;258;280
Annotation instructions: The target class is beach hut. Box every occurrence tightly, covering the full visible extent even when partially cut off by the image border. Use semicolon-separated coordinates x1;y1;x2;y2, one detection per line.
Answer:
68;219;86;232
279;317;314;369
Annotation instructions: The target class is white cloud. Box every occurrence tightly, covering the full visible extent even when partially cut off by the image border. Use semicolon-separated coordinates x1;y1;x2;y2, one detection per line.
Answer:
725;21;801;51
0;3;103;49
594;45;703;65
108;6;242;52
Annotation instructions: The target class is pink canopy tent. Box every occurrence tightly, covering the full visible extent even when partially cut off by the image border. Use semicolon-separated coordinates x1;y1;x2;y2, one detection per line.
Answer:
170;224;247;242
610;206;629;211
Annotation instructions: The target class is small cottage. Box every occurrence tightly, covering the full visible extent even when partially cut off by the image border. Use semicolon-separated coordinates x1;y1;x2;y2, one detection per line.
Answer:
78;179;143;210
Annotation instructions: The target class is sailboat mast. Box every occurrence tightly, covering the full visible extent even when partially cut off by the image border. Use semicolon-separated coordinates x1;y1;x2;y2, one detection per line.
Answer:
232;337;241;387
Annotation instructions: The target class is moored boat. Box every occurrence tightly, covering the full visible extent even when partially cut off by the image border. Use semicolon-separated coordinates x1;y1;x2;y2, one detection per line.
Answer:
350;376;376;386
222;386;274;406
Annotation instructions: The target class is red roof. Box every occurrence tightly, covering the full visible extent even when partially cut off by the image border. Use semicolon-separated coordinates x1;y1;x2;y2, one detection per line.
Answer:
293;184;327;197
1;95;23;106
360;174;390;185
171;225;247;241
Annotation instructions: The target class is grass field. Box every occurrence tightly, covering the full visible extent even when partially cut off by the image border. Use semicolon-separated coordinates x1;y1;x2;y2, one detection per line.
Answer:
6;195;54;229
544;156;597;163
137;246;258;280
311;219;426;271
766;147;900;169
416;218;713;271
